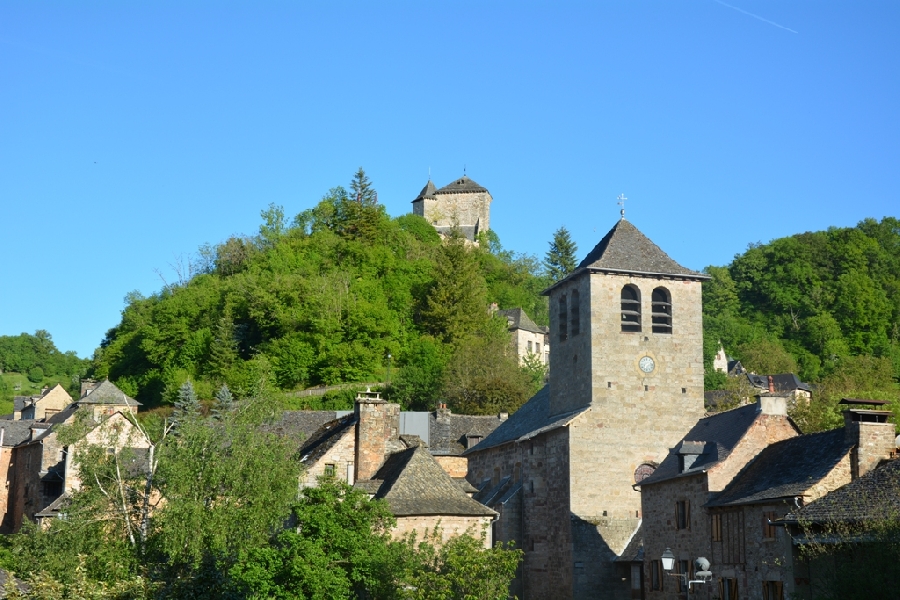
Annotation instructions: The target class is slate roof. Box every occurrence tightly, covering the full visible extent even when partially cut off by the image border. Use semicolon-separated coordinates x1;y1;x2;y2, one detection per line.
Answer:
44;404;80;425
546;219;707;293
708;428;850;507
0;568;28;597
0;420;37;446
784;459;900;524
433;175;489;195
13;397;27;413
639;403;768;486
430;411;506;456
497;308;547;335
265;410;340;444
34;492;70;519
369;445;496;517
298;414;357;464
746;373;811;393
463;386;588;454
616;524;644;562
413;180;437;201
77;380;141;406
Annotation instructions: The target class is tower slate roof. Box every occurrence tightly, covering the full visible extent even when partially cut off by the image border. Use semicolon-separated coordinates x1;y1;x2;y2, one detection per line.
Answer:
546;219;707;293
413;180;437;202
433;175;489;195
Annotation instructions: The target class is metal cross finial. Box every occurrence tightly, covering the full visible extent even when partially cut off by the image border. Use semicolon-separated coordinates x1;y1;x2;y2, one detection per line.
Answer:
617;194;628;219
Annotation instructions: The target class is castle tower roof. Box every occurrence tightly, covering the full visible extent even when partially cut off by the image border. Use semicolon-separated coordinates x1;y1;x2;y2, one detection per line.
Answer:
433;175;489;195
544;219;708;294
413;180;437;202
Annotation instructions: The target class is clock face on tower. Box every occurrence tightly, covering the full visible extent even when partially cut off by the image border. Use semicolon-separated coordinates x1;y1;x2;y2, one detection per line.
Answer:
639;356;655;374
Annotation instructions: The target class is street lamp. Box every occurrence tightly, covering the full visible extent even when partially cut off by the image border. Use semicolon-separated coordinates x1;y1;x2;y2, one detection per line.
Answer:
661;548;712;599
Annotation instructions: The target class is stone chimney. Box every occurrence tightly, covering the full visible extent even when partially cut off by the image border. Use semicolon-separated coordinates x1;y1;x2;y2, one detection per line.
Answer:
767;375;775;394
840;399;896;480
354;389;400;482
756;393;788;416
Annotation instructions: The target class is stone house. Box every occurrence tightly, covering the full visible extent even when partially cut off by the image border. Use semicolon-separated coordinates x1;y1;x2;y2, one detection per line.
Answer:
639;398;896;600
778;453;900;595
12;384;73;421
1;380;149;532
291;390;496;545
0;420;38;532
412;175;492;242
465;217;710;600
497;308;550;366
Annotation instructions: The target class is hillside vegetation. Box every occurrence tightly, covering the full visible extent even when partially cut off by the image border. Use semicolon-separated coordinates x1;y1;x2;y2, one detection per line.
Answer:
0;331;89;413
703;217;900;430
91;172;549;413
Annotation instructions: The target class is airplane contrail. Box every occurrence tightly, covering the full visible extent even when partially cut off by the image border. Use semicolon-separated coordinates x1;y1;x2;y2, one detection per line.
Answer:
712;0;798;34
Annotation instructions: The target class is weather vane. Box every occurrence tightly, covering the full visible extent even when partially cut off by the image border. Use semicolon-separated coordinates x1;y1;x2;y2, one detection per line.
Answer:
617;194;627;219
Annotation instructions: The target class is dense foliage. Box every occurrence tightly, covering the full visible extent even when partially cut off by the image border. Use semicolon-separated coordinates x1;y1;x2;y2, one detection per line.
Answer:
703;217;900;428
0;402;521;599
90;171;549;413
0;331;89;409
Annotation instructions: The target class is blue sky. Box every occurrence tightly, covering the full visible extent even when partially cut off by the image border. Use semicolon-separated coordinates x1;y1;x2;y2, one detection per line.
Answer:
2;1;898;358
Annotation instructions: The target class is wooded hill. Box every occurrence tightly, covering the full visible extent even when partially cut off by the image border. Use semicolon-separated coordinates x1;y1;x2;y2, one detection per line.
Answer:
80;170;900;418
90;172;550;414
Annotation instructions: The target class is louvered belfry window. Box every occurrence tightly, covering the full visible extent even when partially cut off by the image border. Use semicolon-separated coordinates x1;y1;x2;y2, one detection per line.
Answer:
651;287;673;334
621;285;641;332
558;294;568;341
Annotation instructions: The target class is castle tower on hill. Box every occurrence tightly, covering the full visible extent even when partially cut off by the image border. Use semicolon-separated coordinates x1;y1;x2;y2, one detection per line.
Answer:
412;176;492;242
465;216;709;599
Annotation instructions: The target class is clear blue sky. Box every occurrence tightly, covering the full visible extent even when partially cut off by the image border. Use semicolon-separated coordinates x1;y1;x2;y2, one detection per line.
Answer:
2;1;898;358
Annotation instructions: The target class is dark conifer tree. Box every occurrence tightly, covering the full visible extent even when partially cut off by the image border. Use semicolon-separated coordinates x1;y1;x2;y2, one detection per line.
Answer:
544;226;578;283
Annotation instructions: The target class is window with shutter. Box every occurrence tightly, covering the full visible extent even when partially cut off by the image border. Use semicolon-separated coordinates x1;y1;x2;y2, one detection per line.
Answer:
651;287;672;333
621;285;641;332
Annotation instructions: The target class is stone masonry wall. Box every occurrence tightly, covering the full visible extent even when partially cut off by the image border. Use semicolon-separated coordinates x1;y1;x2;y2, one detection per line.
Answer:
393;515;493;548
356;400;396;481
845;418;896;479
416;191;492;232
0;447;14;532
433;455;467;478
302;427;357;486
642;473;713;600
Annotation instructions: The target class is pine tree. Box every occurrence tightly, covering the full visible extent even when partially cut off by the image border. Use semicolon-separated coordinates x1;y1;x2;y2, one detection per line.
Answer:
209;316;238;380
212;384;234;420
544;227;578;283
421;231;490;344
173;380;201;425
349;167;376;205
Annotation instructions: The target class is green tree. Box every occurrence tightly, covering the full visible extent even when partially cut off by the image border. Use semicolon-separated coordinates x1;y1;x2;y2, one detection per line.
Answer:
26;366;44;383
421;233;490;345
544;227;578;283
173;380;200;423
350;167;377;204
212;384;234;420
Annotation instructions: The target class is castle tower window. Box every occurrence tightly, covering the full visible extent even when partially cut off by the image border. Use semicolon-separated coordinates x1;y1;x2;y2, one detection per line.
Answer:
620;285;641;332
570;289;581;336
651;287;672;333
558;294;568;341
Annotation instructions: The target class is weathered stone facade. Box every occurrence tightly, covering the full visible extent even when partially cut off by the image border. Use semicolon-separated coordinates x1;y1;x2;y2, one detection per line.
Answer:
467;218;711;599
412;176;492;241
393;514;493;548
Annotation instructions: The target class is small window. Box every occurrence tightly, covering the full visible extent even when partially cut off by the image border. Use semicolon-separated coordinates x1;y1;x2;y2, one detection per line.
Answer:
676;500;690;530
527;340;533;353
324;464;336;477
558;294;568;341
621;285;641;332
719;577;739;600
570;289;580;336
651;287;672;334
650;559;662;591
762;580;784;600
711;513;723;542
762;511;778;539
536;342;541;354
42;480;62;498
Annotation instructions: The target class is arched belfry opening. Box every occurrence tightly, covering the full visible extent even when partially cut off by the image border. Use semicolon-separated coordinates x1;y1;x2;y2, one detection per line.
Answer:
621;285;641;332
651;287;673;334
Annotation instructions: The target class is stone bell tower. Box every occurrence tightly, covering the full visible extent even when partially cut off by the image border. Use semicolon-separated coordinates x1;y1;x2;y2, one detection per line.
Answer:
542;214;709;598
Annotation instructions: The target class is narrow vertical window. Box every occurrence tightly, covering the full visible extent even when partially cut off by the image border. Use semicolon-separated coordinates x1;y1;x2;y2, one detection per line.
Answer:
621;285;641;332
651;287;672;334
570;289;580;336
558;294;568;341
